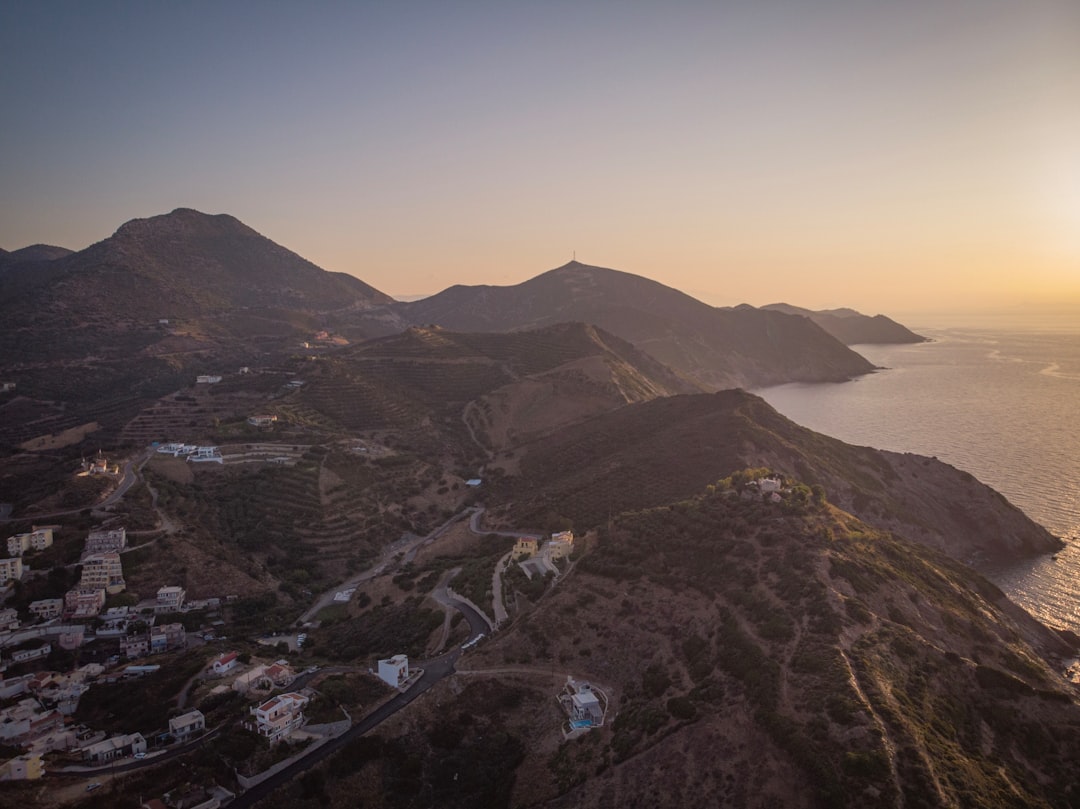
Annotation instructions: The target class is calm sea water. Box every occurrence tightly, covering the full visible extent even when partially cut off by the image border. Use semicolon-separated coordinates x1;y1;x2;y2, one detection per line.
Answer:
754;315;1080;632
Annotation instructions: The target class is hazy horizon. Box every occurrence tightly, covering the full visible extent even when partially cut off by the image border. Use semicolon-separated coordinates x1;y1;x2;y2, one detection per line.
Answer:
2;2;1078;314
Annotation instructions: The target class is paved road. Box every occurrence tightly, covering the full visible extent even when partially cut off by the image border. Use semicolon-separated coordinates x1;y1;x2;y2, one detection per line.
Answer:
469;507;542;540
298;508;476;626
230;596;490;808
0;447;152;523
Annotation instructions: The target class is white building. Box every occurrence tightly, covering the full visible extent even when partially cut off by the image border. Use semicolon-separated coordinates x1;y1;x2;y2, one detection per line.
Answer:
64;587;106;618
79;552;125;594
548;530;575;560
377;655;409;688
251;692;308;743
0;557;24;583
11;645;51;664
212;652;239;674
169;710;206;742
28;599;62;621
189;446;223;464
28;528;54;552
84;527;127;556
82;732;146;763
156;585;186;613
6;534;30;557
195;375;222;384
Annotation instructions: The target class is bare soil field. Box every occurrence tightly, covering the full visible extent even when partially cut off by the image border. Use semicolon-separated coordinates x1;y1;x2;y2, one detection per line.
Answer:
19;420;101;451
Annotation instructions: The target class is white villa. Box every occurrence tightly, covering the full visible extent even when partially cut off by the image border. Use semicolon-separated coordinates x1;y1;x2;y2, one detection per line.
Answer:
377;655;410;688
189;446;223;464
251;692;308;743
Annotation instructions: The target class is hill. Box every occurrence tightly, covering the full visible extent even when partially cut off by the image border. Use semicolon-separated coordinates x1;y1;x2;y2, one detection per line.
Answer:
0;243;75;263
395;261;876;389
488;389;1060;564
259;481;1080;809
763;303;926;345
288;322;703;453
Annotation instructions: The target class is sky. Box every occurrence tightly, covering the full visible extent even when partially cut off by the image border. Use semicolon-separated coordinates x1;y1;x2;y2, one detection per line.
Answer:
1;1;1078;315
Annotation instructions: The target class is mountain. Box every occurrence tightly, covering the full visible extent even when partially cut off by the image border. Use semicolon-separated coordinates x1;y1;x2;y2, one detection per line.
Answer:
394;261;876;389
763;303;926;345
487;389;1060;564
0;209;397;446
16;208;390;318
1;243;75;263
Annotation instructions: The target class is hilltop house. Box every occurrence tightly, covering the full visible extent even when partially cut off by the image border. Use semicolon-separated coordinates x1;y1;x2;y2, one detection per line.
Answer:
78;454;115;477
195;375;222;384
246;415;278;427
511;537;539;559
548;530;575;560
559;676;607;737
377;655;409;688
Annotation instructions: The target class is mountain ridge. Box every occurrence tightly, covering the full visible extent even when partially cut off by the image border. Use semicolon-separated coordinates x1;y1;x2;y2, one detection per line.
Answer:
393;260;877;389
763;302;926;344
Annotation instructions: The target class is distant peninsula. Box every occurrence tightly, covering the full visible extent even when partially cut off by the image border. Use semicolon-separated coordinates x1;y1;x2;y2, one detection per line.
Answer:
762;302;927;345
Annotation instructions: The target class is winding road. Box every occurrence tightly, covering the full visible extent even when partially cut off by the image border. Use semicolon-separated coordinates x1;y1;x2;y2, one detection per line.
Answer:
230;591;491;807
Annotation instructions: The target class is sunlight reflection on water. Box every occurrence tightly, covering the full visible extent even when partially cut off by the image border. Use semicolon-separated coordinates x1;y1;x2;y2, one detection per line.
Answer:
754;322;1080;631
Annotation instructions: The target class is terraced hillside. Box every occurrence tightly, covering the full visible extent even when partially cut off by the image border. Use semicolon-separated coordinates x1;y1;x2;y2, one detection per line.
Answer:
292;323;701;453
147;441;460;592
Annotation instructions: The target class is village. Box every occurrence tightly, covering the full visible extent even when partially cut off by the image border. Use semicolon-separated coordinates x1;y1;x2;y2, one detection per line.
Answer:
0;377;794;802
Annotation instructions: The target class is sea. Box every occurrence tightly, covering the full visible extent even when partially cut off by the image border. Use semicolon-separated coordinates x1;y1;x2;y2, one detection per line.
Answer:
753;313;1080;634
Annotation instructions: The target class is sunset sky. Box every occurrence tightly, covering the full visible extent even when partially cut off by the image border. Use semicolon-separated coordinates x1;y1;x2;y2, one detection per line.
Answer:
2;1;1078;314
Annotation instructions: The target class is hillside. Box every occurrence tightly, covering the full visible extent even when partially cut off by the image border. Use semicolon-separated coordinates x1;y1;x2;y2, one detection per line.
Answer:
395;261;876;389
488;389;1060;564
763;303;926;345
259;482;1080;809
290;322;702;452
